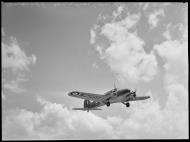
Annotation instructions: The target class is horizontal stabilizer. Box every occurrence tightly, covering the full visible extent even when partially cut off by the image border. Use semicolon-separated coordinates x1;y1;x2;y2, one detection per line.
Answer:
72;108;102;111
72;108;85;111
90;108;102;110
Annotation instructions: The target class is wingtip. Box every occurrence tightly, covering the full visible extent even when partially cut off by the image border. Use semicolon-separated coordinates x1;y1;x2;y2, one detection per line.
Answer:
68;92;71;96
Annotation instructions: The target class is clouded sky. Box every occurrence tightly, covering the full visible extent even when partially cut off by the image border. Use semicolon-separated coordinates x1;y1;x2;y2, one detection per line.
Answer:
2;2;188;139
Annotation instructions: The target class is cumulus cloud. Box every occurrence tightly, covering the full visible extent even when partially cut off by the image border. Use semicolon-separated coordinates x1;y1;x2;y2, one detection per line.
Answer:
92;62;99;69
92;11;158;83
154;24;188;86
152;17;188;139
148;9;164;29
3;96;115;140
2;91;188;140
3;79;26;93
112;4;124;19
2;34;37;97
90;29;96;44
2;37;36;72
142;3;149;11
87;4;188;139
163;23;171;40
95;45;104;58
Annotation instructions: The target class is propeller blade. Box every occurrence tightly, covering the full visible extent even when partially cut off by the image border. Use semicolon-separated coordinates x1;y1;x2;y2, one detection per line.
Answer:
113;82;117;91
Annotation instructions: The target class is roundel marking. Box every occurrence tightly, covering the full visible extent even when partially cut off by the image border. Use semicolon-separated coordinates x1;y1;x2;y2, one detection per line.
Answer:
71;92;79;95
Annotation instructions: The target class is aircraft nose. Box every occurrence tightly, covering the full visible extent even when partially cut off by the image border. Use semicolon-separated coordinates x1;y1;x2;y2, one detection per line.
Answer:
146;96;150;99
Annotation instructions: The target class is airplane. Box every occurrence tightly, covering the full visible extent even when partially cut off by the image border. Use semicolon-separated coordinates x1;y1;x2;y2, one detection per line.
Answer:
68;84;150;112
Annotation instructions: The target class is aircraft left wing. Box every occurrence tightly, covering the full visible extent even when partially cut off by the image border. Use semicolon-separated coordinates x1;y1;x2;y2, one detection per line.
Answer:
68;91;109;102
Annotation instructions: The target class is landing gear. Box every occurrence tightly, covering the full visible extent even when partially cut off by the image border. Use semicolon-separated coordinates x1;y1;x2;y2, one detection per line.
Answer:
126;102;130;107
106;102;110;107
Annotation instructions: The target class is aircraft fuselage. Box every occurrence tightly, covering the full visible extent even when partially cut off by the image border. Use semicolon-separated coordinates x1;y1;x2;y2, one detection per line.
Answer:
85;89;134;109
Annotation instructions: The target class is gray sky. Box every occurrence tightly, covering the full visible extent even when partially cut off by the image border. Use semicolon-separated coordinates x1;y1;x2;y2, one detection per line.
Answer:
2;2;188;139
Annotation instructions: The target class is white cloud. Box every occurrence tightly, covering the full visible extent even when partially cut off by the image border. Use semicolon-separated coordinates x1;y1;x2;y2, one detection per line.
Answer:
90;29;96;44
143;3;149;11
92;62;99;69
148;9;164;29
3;79;26;93
112;5;124;19
163;23;171;40
2;35;37;95
154;21;188;92
3;96;115;140
95;45;104;59
154;26;188;86
165;83;188;111
151;21;188;138
3;91;188;140
101;13;141;40
87;4;188;139
2;37;36;72
94;12;158;83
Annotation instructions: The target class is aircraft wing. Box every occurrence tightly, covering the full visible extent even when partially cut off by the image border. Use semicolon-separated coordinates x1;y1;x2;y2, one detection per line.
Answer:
68;91;109;102
129;96;150;101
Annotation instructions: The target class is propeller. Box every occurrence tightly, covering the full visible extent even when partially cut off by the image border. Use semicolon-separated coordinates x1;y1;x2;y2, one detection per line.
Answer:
114;82;116;90
132;89;137;97
112;82;117;93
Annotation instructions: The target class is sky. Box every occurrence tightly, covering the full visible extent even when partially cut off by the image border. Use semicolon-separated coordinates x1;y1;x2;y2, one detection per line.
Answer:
1;2;188;139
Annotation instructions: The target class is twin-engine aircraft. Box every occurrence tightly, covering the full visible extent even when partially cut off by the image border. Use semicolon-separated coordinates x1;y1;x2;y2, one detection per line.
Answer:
68;84;150;112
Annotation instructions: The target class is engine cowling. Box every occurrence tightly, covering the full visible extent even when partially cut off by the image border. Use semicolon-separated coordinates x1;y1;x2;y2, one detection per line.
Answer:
112;89;117;93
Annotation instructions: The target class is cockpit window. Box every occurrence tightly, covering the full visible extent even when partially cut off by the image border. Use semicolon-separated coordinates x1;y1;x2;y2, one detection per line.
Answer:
126;89;130;92
123;89;130;94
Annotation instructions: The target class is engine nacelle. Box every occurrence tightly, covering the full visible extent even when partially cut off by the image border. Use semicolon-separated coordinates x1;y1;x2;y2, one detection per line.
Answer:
133;93;136;97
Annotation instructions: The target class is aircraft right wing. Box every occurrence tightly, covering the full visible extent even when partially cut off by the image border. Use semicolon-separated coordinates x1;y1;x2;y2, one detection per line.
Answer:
129;96;150;101
68;91;110;102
